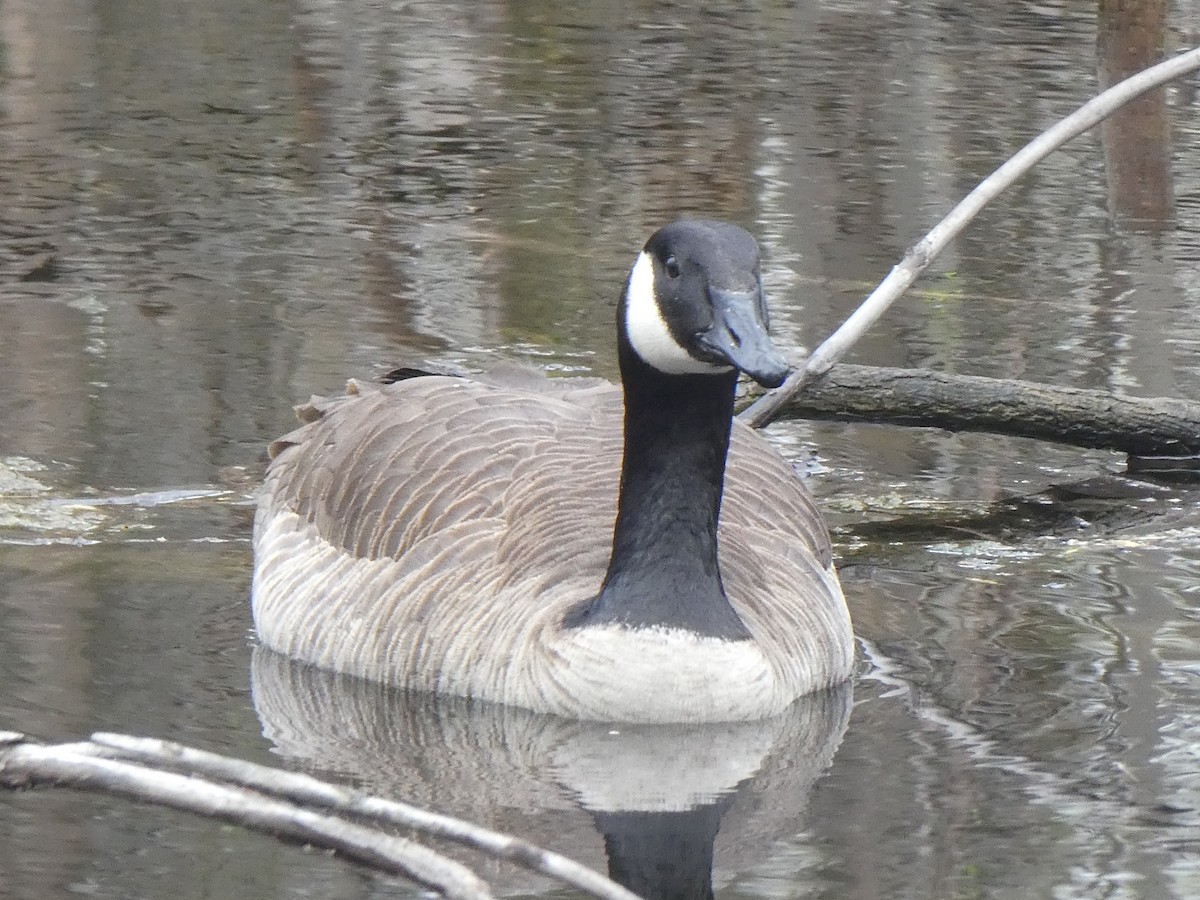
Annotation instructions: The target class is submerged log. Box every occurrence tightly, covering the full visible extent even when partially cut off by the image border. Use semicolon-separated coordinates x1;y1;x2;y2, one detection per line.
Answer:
773;364;1200;461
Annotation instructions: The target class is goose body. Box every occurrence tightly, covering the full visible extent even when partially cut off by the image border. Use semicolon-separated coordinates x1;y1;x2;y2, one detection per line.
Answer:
252;220;854;722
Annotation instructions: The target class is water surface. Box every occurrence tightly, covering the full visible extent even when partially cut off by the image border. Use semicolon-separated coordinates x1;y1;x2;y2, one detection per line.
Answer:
3;1;1200;897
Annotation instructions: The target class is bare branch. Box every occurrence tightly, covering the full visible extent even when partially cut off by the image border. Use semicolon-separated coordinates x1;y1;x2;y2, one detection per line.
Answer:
0;736;492;900
0;732;643;900
743;44;1200;428
89;733;642;900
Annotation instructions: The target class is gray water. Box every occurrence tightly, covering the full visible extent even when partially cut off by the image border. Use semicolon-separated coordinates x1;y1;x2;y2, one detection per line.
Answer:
3;0;1200;897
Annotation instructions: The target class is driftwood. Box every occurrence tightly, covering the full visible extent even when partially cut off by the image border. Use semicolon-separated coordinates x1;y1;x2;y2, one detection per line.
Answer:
0;731;642;900
775;364;1200;462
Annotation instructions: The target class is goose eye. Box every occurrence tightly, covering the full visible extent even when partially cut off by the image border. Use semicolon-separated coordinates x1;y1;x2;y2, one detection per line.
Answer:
664;256;681;278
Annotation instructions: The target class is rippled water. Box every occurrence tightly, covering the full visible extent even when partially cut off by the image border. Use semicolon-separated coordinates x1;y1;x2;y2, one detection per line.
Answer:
3;0;1200;897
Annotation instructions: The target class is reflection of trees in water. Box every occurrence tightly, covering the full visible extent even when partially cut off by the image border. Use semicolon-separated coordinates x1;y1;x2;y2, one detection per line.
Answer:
830;508;1200;899
1097;0;1173;228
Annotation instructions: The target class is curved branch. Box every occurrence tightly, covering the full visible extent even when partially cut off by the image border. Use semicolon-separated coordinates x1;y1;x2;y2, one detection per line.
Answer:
743;44;1200;428
0;732;643;900
0;735;491;900
89;733;642;900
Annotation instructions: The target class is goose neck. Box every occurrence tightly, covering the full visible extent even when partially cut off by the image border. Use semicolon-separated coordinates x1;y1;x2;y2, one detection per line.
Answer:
614;369;736;566
566;351;750;639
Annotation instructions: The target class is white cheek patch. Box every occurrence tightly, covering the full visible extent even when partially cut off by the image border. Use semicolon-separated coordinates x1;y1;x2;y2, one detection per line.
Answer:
624;252;733;376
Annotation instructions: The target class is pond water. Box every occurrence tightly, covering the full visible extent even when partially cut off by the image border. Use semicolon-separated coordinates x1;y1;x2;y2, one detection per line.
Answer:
3;0;1200;897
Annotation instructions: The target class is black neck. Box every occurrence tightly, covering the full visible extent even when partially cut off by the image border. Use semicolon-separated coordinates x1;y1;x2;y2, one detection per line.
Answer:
564;340;750;639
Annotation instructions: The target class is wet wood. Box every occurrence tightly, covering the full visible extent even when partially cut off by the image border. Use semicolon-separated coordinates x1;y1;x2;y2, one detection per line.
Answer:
774;364;1200;459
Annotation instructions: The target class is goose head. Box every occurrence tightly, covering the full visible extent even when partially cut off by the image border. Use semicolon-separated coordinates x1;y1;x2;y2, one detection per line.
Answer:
619;219;791;388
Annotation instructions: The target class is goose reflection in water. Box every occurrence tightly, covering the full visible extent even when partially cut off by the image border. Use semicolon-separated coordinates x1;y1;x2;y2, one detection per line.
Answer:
251;648;852;900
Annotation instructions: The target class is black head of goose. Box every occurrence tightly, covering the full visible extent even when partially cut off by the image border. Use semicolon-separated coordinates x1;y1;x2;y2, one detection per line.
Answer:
252;219;854;723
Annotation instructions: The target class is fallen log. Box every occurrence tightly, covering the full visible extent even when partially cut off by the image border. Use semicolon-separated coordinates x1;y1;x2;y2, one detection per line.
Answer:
773;364;1200;462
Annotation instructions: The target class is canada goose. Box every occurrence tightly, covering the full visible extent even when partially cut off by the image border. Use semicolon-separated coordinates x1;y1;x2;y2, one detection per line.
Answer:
252;219;854;723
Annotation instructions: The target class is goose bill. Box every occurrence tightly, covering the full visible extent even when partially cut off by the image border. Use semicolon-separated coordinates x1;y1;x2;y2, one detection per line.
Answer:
696;287;791;388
